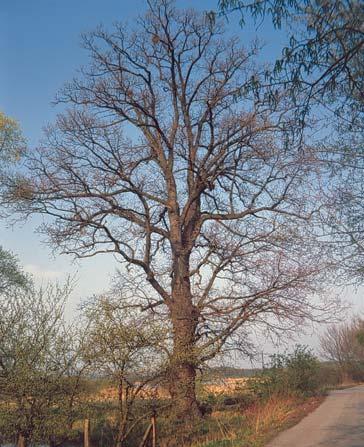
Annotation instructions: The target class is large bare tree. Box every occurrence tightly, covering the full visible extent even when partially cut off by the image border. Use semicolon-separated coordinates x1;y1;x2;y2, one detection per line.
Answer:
5;0;338;417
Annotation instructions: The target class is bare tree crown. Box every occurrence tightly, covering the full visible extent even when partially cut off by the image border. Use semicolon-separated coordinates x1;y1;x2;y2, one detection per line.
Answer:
11;0;337;361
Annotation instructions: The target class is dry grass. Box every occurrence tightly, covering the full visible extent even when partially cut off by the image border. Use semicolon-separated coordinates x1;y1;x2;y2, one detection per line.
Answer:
184;394;324;447
247;395;297;435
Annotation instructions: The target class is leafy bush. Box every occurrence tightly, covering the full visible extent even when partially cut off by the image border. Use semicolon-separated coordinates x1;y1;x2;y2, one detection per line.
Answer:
251;345;320;398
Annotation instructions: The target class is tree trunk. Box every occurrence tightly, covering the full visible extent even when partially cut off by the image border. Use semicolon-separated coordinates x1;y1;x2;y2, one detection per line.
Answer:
168;263;201;420
84;418;90;447
115;378;125;447
168;349;200;419
17;434;26;447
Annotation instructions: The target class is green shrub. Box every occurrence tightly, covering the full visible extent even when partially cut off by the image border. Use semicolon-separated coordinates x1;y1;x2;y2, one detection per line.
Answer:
251;345;320;398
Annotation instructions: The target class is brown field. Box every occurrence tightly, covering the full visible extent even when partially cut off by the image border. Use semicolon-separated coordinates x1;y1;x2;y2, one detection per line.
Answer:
93;377;257;402
203;377;261;394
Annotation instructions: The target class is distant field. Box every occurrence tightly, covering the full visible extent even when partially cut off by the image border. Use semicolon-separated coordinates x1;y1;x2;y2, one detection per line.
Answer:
203;377;252;394
92;376;259;402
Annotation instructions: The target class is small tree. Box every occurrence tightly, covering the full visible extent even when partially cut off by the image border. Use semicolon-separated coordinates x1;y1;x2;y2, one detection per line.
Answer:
0;281;86;446
83;294;167;447
320;318;364;382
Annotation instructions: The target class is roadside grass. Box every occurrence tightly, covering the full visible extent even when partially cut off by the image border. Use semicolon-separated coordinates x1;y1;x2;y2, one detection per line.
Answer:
197;395;323;447
154;391;324;447
0;357;355;446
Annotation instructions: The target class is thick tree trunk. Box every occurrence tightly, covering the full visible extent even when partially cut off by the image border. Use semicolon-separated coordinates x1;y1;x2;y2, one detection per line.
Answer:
168;264;201;420
168;352;200;419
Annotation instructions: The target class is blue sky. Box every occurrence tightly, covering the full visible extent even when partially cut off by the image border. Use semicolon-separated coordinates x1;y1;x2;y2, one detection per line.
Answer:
1;0;362;361
0;0;285;297
1;0;286;145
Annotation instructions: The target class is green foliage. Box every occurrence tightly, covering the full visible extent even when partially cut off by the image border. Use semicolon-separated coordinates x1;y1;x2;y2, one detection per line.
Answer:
83;295;167;380
0;282;86;444
0;111;26;165
219;1;363;105
0;246;31;295
219;0;364;151
251;345;320;397
218;0;305;28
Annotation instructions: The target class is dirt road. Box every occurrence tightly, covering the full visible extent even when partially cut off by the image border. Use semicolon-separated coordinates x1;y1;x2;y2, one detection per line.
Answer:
267;385;364;447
